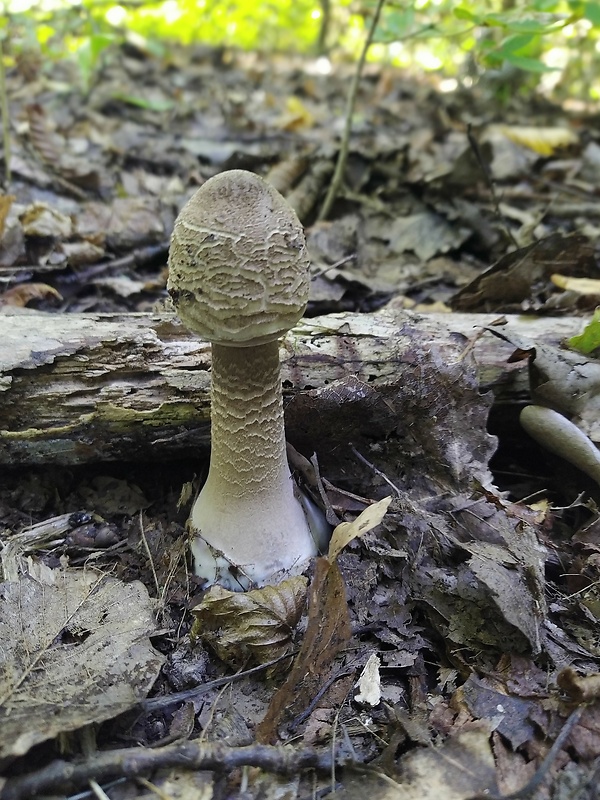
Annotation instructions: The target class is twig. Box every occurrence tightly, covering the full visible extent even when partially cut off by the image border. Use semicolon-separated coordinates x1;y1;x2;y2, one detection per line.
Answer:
141;653;293;711
466;123;517;248
138;512;160;599
0;37;10;186
0;740;340;800
318;0;386;220
351;445;402;497
287;666;357;732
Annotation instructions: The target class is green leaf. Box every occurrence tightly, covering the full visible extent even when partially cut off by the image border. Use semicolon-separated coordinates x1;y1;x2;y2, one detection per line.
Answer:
504;54;558;71
584;1;600;25
496;33;536;55
568;309;600;354
76;33;115;92
110;92;174;111
454;7;479;22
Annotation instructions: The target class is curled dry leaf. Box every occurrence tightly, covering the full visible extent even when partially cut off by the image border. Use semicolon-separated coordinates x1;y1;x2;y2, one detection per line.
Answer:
558;666;600;703
327;495;392;562
0;283;62;308
191;576;308;668
257;557;352;743
20;202;72;238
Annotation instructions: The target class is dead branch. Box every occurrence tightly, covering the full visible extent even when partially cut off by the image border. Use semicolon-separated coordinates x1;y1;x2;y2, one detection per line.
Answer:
0;740;338;800
0;307;583;466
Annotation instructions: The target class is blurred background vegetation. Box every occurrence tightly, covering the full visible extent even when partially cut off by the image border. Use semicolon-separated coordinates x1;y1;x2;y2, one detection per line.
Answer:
2;0;600;102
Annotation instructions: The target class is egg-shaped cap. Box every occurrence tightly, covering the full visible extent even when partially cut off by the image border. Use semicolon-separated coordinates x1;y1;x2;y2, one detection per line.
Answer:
167;170;310;346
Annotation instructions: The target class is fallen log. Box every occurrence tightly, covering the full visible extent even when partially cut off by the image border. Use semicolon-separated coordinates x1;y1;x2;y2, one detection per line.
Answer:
0;307;585;466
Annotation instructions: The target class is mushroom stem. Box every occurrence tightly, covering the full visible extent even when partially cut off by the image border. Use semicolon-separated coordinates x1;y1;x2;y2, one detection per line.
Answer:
191;341;316;588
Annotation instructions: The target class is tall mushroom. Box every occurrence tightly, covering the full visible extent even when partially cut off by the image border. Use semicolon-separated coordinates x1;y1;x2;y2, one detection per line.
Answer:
168;169;318;589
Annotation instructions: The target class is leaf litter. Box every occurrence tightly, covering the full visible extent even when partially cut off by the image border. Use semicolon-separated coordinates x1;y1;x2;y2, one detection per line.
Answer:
0;564;163;760
1;33;600;800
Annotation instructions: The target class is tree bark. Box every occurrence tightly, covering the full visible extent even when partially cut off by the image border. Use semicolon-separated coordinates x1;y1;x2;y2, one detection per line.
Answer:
0;307;584;465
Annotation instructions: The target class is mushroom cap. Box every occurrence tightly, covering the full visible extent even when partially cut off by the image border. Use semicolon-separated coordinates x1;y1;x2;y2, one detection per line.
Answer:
167;169;310;346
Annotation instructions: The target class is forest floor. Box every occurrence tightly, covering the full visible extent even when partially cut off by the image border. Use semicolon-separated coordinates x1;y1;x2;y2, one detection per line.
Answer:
1;41;600;800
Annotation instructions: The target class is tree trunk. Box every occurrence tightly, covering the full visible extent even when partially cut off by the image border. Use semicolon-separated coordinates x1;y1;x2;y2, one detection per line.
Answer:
0;307;584;465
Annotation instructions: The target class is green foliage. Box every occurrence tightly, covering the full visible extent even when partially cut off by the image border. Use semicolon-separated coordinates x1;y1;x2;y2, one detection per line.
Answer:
568;309;600;355
113;0;325;52
3;0;600;101
76;32;116;94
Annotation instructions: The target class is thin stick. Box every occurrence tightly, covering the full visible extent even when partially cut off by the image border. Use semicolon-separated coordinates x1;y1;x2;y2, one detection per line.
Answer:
318;0;386;221
0;740;338;800
0;37;10;186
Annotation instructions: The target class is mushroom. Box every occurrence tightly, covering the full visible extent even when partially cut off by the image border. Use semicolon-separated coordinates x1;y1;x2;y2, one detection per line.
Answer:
168;169;318;589
520;405;600;489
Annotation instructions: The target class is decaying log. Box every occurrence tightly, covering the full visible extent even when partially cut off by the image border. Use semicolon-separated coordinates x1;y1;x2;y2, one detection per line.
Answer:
0;307;585;465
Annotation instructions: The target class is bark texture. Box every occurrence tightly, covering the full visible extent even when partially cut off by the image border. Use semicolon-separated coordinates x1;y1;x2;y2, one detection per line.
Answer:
0;307;583;465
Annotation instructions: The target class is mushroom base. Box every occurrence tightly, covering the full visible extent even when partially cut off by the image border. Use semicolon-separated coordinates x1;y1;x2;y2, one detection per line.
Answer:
190;479;317;590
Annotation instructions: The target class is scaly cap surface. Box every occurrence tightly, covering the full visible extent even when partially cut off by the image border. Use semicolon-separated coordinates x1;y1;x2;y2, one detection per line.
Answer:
167;169;310;346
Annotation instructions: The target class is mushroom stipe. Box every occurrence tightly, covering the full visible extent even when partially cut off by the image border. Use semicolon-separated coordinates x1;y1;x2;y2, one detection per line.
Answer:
168;170;320;590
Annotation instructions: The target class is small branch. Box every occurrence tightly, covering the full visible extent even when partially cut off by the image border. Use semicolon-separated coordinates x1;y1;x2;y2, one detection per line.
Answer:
141;654;293;712
0;741;340;800
318;0;386;220
0;38;11;186
466;124;517;248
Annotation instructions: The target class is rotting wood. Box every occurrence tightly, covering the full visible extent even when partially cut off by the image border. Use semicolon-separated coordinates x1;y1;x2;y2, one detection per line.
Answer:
0;307;585;466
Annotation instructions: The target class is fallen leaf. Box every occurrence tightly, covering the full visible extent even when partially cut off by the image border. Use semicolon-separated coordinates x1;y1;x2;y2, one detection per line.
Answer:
460;674;536;749
451;233;595;312
354;653;381;707
276;95;315;131
191;576;308;667
0;567;163;759
333;726;497;800
20;202;72;238
328;495;392;562
496;124;578;156
551;274;600;295
0;283;63;308
257;557;351;743
558;667;600;703
0;195;15;237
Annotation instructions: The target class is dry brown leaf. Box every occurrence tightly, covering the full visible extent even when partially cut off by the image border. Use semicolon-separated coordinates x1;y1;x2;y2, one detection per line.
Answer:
257;557;351;743
20;202;72;238
391;725;497;799
0;567;163;759
558;666;600;702
0;283;63;308
0;195;15;238
191;576;308;667
451;233;595;312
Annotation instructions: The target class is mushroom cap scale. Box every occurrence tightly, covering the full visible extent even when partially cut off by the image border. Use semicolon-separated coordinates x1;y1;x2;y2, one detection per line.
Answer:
167;170;310;346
